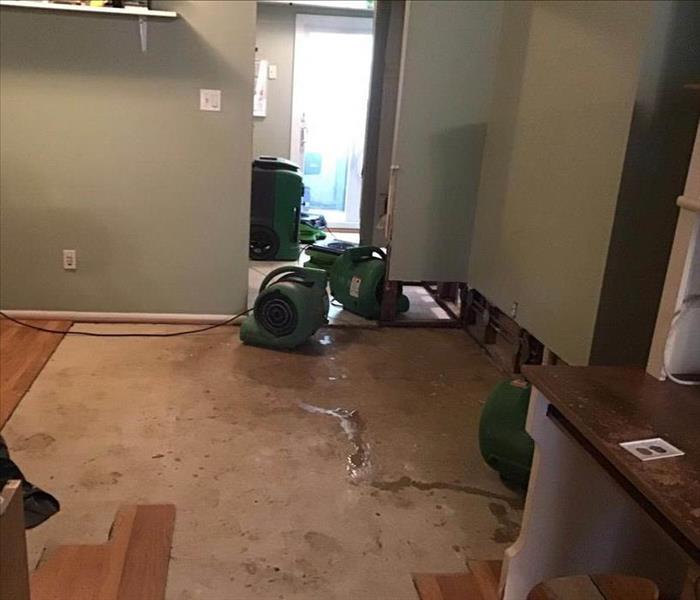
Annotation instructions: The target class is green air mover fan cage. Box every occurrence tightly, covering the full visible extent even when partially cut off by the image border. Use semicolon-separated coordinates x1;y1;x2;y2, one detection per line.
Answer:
329;246;409;320
479;379;534;488
240;266;329;350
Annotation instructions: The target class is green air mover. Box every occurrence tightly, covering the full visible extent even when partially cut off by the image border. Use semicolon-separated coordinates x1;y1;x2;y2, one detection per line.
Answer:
299;213;327;244
304;239;358;272
240;266;329;349
249;157;303;261
329;246;409;320
479;379;534;488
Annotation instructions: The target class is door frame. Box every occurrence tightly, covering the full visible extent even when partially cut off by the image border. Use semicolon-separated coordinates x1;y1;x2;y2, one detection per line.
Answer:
290;13;374;229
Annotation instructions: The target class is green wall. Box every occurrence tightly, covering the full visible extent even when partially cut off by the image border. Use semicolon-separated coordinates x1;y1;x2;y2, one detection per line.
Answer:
0;0;256;314
468;0;652;364
388;0;504;283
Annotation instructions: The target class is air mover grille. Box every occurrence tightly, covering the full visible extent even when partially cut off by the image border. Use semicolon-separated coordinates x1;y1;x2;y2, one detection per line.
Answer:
255;291;298;337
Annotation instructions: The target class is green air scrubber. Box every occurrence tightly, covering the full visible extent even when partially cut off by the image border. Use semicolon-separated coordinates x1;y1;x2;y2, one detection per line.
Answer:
240;266;329;349
479;379;534;488
249;157;303;261
329;246;409;320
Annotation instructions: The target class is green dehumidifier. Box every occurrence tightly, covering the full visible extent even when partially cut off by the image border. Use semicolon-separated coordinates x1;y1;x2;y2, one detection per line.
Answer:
478;379;534;488
249;157;303;261
329;246;409;320
240;266;329;349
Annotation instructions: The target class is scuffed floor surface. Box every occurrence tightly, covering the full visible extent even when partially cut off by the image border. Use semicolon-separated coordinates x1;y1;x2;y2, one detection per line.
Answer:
4;325;522;600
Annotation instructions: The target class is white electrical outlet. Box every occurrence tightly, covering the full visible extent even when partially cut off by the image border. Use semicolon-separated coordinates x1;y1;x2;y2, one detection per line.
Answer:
510;302;519;319
619;437;684;461
199;89;221;112
268;64;278;80
63;249;77;270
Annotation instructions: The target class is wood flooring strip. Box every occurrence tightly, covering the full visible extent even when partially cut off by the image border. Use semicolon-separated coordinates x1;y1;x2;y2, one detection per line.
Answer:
31;504;175;600
0;481;30;600
116;505;176;600
0;319;71;428
467;560;502;600
31;546;109;600
591;574;659;600
413;566;501;600
413;574;448;600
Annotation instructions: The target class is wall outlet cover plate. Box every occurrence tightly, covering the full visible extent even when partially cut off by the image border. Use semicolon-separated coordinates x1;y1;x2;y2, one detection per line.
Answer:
619;437;685;461
200;89;221;112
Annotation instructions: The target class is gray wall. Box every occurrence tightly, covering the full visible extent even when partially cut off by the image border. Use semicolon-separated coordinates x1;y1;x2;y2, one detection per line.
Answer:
0;0;256;314
468;0;652;364
388;0;504;283
253;3;372;161
590;0;700;366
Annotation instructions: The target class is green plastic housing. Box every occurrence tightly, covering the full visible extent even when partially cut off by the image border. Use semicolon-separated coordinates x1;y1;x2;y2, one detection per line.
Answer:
329;246;409;320
271;169;303;260
240;267;329;349
478;379;534;488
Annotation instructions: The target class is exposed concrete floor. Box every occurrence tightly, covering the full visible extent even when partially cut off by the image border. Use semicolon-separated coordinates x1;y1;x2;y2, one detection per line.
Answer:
4;325;522;599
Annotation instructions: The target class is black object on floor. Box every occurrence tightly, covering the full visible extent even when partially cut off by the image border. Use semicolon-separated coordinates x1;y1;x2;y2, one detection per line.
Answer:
0;436;60;529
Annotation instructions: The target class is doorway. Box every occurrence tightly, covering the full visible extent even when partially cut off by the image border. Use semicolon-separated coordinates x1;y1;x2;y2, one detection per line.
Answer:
290;14;373;230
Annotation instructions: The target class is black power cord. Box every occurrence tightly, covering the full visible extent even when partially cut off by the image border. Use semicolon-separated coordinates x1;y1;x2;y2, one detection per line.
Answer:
0;308;253;338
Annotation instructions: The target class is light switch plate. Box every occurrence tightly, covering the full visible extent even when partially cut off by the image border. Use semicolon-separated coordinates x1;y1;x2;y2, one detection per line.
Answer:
619;437;684;461
200;89;221;112
268;64;278;80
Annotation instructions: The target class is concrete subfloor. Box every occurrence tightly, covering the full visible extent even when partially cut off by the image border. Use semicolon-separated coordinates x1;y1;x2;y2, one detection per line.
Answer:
4;324;522;599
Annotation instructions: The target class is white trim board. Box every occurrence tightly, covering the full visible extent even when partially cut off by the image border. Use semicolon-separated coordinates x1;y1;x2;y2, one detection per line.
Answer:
1;310;244;325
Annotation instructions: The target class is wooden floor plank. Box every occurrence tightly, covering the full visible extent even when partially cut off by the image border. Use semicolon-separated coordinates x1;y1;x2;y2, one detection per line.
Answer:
31;546;109;600
31;504;175;600
116;505;176;600
0;481;30;600
413;574;446;600
0;319;71;429
413;567;499;600
467;560;502;600
591;574;659;600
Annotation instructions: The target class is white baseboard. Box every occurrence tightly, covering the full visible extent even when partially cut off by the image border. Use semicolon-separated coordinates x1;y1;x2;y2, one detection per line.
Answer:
1;309;246;325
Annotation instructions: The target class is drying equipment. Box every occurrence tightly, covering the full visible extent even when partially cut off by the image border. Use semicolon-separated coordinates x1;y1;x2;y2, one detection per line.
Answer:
329;246;409;320
249;156;303;261
304;239;358;272
479;379;534;488
299;213;328;244
240;266;329;349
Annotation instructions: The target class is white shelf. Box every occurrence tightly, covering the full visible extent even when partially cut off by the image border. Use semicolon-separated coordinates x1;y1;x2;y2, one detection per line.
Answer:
0;0;177;18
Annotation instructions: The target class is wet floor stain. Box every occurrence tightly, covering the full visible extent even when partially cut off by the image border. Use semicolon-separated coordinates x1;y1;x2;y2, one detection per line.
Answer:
12;432;56;452
299;402;372;483
488;502;521;543
371;476;523;509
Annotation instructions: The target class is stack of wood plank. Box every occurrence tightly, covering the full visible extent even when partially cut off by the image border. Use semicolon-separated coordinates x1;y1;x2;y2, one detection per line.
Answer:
0;481;175;600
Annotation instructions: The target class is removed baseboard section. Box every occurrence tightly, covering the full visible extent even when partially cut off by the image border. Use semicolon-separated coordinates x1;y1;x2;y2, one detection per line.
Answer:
1;310;245;325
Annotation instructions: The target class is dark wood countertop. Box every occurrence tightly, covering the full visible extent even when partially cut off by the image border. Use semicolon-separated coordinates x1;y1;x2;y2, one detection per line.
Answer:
522;366;700;561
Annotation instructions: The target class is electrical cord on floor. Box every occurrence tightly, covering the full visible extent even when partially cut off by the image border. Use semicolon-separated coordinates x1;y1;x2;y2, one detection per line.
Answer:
4;245;314;338
0;308;253;338
662;294;700;386
324;225;340;240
